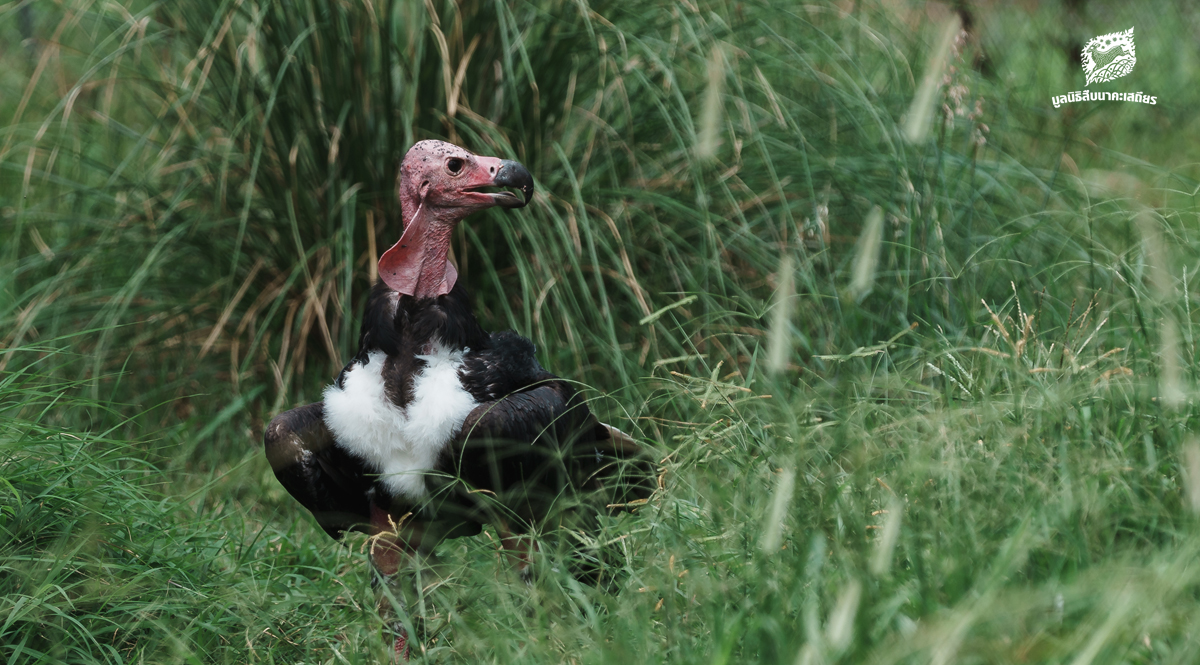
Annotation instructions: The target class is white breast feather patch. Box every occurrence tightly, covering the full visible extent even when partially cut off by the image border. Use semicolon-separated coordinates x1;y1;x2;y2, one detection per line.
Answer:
323;345;478;499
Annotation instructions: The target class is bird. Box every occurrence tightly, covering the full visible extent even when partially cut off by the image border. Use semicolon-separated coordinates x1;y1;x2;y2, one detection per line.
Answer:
262;140;649;660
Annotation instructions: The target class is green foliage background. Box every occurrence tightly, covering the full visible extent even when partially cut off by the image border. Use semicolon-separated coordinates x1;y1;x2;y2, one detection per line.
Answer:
4;0;1200;662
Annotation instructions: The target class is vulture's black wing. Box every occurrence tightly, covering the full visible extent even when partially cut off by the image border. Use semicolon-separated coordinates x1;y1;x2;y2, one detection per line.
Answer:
431;378;650;531
264;402;373;539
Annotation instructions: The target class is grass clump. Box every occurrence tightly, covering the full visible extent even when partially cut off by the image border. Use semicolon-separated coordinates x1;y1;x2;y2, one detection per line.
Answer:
0;354;389;663
5;0;1200;663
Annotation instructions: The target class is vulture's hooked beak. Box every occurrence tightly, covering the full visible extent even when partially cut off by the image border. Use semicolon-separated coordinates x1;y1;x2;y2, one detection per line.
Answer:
492;160;534;209
466;157;534;209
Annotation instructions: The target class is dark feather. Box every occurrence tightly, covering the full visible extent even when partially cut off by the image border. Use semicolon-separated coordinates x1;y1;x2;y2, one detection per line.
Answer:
459;331;549;402
264;402;372;539
266;278;651;548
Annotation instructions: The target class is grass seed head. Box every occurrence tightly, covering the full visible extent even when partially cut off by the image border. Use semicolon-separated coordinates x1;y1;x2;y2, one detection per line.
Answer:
847;206;884;302
766;254;796;375
903;14;961;144
1184;440;1200;514
759;466;796;553
825;579;862;652
696;43;727;160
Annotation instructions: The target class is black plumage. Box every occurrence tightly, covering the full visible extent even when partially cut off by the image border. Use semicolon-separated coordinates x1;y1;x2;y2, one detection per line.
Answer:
265;280;647;551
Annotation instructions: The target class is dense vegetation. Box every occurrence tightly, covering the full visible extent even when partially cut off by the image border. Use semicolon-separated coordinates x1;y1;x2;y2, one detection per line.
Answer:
4;0;1200;662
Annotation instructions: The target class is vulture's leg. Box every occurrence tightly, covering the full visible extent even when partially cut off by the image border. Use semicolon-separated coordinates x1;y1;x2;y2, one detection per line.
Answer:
266;407;413;657
368;502;411;577
369;506;449;663
371;526;413;663
496;521;539;583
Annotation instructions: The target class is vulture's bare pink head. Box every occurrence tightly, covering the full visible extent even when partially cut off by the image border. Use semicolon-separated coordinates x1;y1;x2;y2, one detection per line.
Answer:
379;140;533;298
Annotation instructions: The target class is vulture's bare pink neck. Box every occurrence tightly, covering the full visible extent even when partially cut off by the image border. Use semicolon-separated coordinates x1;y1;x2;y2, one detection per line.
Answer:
379;197;460;299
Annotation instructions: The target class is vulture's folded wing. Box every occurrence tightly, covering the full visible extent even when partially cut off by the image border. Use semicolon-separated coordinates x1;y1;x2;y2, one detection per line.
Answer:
264;402;372;539
434;383;651;527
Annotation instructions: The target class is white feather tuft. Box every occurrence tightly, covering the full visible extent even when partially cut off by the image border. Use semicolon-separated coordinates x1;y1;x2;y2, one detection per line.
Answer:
323;345;478;499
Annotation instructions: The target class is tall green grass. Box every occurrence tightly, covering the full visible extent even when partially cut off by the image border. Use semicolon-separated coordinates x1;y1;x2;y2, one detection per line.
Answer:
0;350;387;662
5;0;1200;662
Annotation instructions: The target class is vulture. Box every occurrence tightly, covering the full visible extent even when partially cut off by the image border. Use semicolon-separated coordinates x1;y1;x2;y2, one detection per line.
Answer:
263;140;648;659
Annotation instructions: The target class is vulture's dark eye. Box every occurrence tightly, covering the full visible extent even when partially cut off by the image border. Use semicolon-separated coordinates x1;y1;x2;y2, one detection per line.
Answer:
446;158;464;175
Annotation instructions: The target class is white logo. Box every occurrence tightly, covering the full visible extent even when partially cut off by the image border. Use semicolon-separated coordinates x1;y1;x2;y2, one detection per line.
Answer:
1050;26;1155;109
1082;27;1136;86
